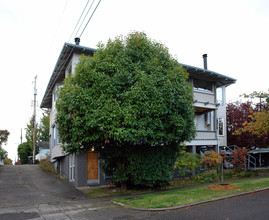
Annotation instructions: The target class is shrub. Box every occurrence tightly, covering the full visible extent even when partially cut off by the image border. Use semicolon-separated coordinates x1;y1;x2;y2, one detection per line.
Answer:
201;151;222;169
223;169;235;179
175;150;200;177
39;159;57;175
236;170;257;178
201;177;213;183
231;148;250;169
192;169;220;183
101;144;179;188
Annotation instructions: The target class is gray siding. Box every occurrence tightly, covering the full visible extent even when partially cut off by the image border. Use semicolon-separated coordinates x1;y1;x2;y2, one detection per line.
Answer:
75;152;87;187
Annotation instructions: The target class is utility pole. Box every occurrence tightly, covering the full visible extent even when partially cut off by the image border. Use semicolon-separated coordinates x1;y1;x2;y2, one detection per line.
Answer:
32;75;37;164
20;128;22;144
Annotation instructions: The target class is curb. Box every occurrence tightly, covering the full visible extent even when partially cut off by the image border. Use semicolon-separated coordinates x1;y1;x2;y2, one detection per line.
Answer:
112;187;269;211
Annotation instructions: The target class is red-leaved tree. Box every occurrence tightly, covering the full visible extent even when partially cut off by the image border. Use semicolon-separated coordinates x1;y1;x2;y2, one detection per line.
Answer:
227;101;269;149
230;148;250;169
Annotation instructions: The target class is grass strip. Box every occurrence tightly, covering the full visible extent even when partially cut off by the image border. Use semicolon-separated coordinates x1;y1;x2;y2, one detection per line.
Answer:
113;176;269;209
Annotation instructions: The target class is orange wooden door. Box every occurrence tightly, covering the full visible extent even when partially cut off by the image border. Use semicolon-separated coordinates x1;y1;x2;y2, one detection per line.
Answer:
87;152;98;180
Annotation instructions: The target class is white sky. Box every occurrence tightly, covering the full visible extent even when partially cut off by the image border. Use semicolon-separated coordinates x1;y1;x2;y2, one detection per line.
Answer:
0;0;268;162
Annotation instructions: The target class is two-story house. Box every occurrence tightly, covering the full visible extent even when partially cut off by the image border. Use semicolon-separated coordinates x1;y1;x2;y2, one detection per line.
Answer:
182;54;236;155
41;39;236;187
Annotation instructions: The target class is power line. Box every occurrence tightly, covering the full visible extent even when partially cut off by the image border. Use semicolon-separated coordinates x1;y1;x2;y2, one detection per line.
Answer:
79;0;102;38
51;0;101;90
74;0;95;39
68;0;91;43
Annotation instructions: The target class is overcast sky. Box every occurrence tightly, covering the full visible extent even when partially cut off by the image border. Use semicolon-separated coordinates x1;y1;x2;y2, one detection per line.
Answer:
1;0;268;162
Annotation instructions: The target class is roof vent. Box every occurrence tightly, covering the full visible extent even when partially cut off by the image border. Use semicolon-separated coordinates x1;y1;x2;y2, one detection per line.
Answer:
203;54;208;70
75;37;80;45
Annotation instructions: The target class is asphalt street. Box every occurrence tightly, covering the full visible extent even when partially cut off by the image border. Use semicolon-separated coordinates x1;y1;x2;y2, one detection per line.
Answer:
0;165;269;219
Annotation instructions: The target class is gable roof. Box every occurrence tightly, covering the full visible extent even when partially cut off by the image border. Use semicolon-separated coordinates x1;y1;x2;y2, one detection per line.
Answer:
40;43;96;108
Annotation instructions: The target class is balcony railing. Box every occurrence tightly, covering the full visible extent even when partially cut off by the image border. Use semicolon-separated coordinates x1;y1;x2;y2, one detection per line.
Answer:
193;90;215;103
195;130;216;140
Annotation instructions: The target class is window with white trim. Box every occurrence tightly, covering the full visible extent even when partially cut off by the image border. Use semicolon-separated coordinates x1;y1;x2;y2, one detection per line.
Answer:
218;118;224;136
51;124;61;147
217;87;224;105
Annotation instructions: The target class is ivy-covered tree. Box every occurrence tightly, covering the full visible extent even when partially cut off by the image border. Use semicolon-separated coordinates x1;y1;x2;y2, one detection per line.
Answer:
56;32;195;188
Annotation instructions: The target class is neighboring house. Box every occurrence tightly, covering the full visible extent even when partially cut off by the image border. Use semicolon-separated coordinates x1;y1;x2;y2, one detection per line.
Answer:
41;39;236;187
0;156;3;166
182;54;236;156
35;142;50;161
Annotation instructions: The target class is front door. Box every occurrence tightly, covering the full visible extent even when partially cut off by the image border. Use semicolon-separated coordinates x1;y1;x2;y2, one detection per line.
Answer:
87;152;99;184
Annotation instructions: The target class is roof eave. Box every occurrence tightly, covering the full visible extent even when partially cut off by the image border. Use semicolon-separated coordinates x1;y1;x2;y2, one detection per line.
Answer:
40;43;97;109
179;63;237;87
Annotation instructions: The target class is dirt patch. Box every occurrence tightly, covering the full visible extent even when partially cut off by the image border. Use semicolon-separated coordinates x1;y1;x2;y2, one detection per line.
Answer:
207;183;237;190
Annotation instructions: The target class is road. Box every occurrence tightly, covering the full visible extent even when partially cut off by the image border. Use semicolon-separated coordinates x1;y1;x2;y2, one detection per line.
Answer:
0;165;269;219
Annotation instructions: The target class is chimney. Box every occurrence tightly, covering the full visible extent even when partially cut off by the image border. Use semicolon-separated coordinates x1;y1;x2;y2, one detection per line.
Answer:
203;54;208;70
75;37;80;45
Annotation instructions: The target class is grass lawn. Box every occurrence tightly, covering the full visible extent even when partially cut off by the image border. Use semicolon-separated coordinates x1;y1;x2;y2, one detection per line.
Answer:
113;176;269;209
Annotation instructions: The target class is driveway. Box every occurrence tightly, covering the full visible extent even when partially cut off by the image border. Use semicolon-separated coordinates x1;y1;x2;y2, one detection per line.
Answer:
0;165;146;219
0;165;87;207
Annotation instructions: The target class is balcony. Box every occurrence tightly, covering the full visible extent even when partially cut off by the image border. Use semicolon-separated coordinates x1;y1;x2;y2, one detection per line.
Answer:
186;130;218;146
193;90;218;114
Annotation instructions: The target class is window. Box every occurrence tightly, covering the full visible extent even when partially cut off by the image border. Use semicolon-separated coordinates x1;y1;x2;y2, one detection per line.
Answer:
193;79;212;92
52;85;63;111
205;112;211;127
51;124;61;147
194;115;198;128
65;62;72;78
51;125;56;147
69;153;75;181
217;87;224;105
218;118;224;136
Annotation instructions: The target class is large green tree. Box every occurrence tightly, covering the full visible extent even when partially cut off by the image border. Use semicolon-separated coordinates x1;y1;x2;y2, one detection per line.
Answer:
0;130;9;146
24;111;50;155
17;142;32;164
56;32;195;187
38;110;50;142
